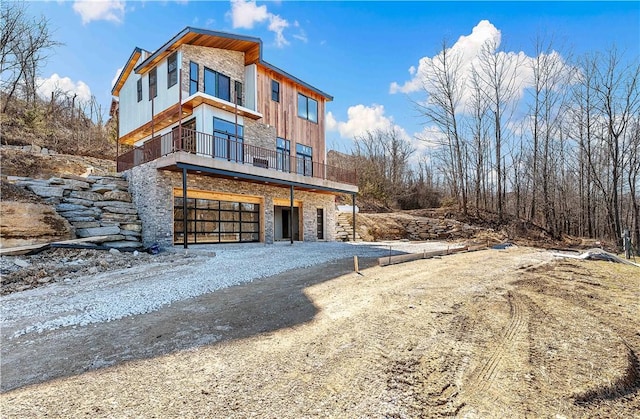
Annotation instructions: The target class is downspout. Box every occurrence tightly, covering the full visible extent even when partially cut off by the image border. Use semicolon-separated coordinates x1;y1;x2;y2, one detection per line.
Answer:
235;85;239;162
352;193;356;242
115;103;119;172
182;167;188;249
284;110;289;173
290;185;294;245
151;93;155;140
178;68;182;152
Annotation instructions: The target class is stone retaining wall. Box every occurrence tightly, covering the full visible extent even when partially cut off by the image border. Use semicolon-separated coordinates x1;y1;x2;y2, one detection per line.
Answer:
6;174;143;249
2;144;58;155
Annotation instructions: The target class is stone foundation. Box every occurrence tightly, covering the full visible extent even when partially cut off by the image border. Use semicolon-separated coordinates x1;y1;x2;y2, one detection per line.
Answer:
126;162;337;248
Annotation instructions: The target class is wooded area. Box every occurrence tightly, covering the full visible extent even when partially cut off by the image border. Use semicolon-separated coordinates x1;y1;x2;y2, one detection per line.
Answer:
348;39;639;252
0;2;116;158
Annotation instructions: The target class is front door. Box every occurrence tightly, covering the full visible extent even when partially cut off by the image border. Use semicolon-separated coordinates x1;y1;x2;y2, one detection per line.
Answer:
282;209;290;239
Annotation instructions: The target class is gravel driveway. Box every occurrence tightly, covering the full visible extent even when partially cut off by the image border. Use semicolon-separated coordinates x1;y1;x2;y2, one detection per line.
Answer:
1;241;458;340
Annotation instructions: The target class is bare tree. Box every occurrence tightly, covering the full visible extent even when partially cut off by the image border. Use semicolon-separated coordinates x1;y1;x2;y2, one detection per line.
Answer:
526;38;574;237
352;128;414;208
474;40;522;221
1;1;60;111
416;40;468;214
592;49;639;247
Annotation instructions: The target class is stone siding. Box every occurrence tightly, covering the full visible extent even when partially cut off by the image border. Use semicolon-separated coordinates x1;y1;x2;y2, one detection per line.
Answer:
181;45;244;103
126;162;337;248
126;161;174;247
244;119;276;150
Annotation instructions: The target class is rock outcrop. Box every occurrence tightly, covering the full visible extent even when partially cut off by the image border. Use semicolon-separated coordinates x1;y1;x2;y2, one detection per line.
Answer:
0;201;73;248
5;174;143;249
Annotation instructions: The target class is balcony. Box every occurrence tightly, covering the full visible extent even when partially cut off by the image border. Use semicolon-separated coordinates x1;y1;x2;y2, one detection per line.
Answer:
117;128;357;188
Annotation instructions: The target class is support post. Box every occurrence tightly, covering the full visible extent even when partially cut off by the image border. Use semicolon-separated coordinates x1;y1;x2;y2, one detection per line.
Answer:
115;106;119;172
290;185;294;245
182;167;188;249
352;193;356;242
624;228;631;259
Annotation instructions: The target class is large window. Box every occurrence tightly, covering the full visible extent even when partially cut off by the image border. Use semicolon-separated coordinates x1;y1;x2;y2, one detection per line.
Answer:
148;67;157;100
271;80;280;102
167;52;178;88
296;143;313;176
297;93;318;123
136;79;142;102
213;117;243;162
276;137;290;172
189;62;199;95
204;67;230;102
174;198;260;244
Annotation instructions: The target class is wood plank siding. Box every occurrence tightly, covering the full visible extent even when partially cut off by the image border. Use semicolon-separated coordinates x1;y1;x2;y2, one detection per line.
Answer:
256;64;326;165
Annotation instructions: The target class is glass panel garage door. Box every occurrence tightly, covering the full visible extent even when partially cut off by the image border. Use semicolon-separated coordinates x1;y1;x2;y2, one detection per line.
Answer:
174;197;260;244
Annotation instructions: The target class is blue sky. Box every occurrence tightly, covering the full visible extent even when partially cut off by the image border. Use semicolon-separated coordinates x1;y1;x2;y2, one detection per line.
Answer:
29;1;639;153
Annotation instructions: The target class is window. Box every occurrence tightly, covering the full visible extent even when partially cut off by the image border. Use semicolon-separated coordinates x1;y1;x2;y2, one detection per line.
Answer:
297;93;318;122
174;197;260;244
235;80;243;106
213;117;243;162
296;143;312;176
167;52;178;88
204;67;230;102
148;68;157;100
136;79;142;102
189;62;199;95
276;137;290;172
271;80;280;102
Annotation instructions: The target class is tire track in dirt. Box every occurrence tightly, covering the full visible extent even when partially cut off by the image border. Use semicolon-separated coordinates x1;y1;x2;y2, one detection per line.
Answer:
464;291;529;396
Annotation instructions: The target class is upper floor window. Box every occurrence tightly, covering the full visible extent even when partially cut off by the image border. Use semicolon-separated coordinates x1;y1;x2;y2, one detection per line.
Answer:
235;80;243;106
297;93;317;123
149;68;157;100
271;80;280;102
189;62;199;95
167;52;178;88
136;79;142;102
204;67;230;102
296;143;313;176
276;137;290;172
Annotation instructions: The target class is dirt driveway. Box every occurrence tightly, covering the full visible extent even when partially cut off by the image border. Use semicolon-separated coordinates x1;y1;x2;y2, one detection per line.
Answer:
2;247;639;417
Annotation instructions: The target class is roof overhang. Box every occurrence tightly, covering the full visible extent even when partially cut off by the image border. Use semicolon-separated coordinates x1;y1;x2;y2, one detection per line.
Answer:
118;93;264;145
112;27;332;101
135;27;262;75
111;47;143;97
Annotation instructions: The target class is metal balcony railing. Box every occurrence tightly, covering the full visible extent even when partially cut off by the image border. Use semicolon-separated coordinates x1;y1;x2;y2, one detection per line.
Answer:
117;128;357;185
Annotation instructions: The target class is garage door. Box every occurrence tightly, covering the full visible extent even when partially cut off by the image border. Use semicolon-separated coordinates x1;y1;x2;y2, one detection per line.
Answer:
174;197;260;244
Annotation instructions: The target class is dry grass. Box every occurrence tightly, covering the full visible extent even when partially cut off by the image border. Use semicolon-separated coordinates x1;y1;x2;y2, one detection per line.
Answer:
1;248;638;417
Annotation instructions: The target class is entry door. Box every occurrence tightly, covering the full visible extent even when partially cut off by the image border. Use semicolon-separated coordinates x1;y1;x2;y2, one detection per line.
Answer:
282;209;290;238
317;208;324;239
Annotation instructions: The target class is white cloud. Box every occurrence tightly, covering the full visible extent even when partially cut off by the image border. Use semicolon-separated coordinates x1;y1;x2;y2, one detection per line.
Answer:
111;67;123;88
292;21;308;43
390;20;501;95
229;0;299;48
37;74;92;103
389;20;575;113
73;0;126;25
326;104;412;144
268;14;289;47
229;0;268;28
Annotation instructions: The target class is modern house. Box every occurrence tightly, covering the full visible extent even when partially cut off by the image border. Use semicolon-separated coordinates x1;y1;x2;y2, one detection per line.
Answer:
112;27;358;247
